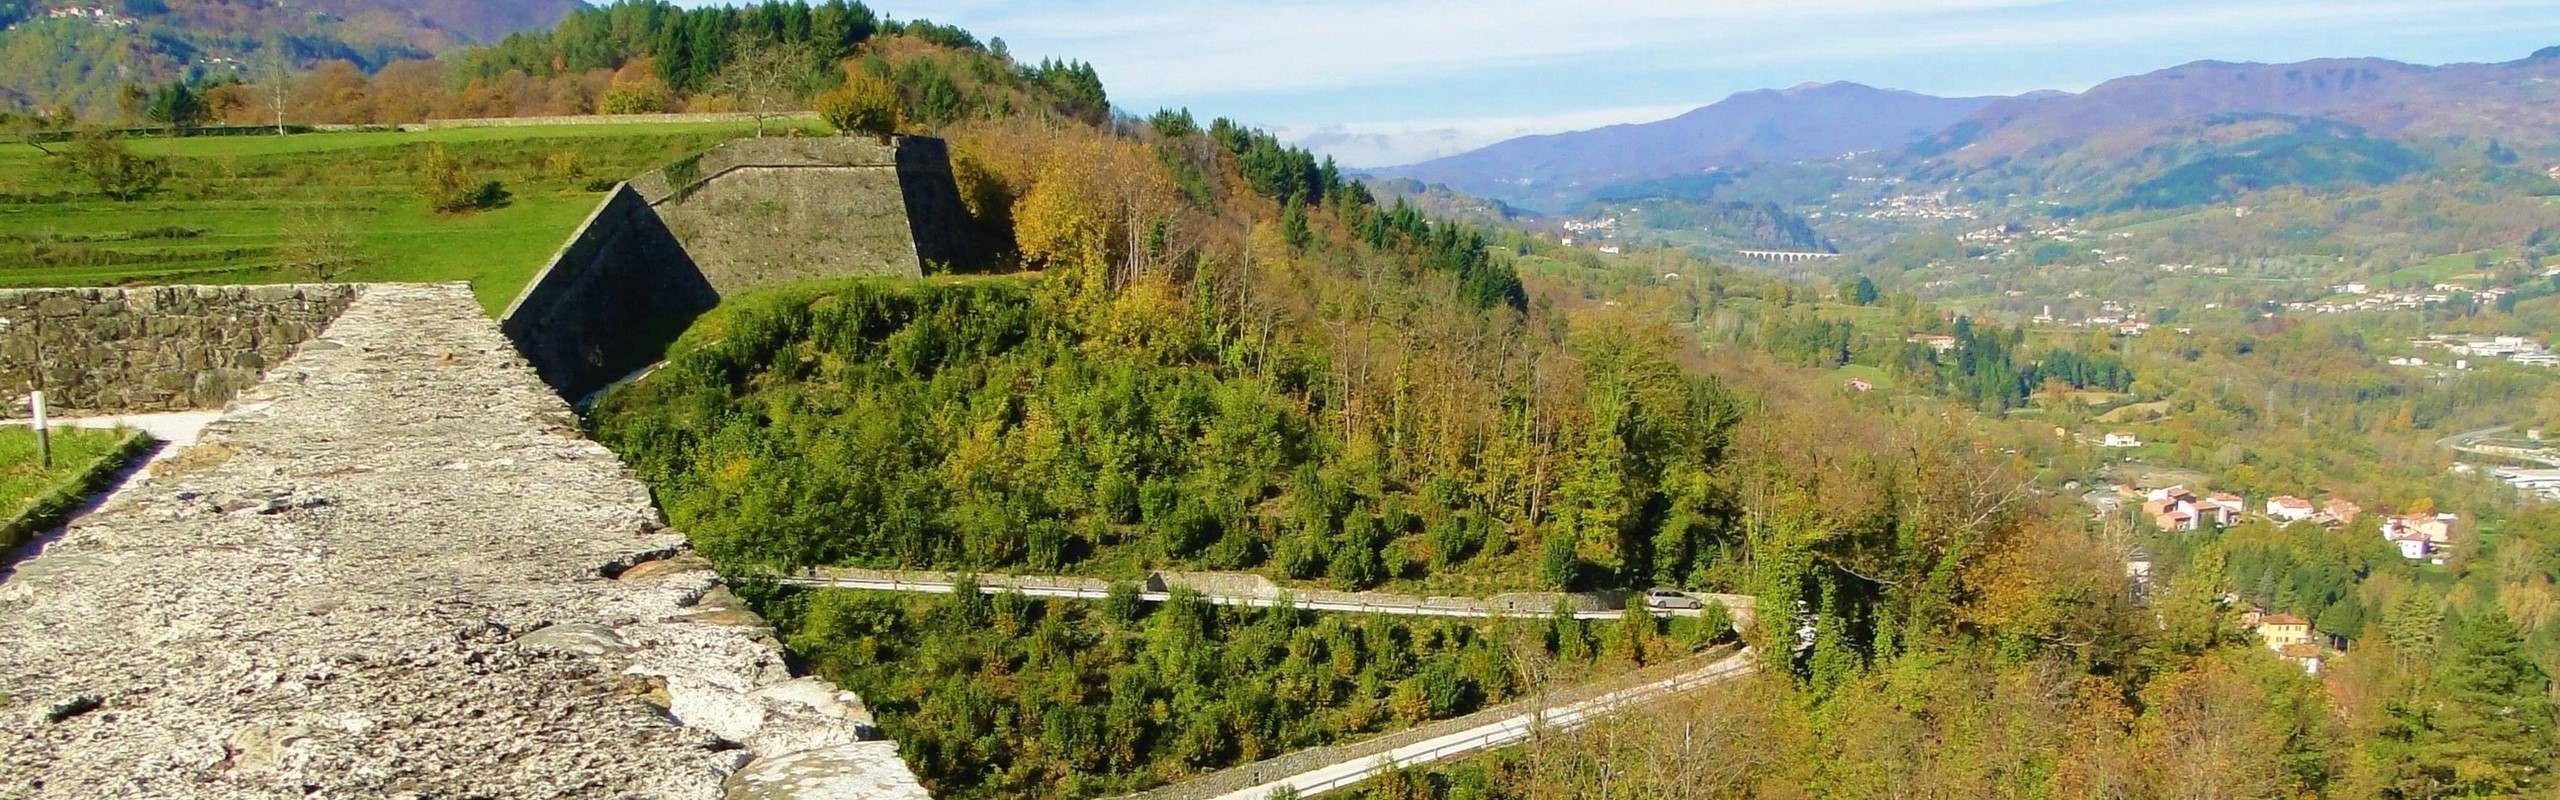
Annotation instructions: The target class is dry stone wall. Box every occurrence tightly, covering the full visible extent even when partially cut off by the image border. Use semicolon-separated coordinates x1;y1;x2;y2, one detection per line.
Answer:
0;283;926;799
0;285;353;414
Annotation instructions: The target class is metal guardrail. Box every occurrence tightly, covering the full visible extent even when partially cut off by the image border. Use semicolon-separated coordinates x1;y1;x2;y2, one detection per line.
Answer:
775;575;1712;620
1228;654;1758;799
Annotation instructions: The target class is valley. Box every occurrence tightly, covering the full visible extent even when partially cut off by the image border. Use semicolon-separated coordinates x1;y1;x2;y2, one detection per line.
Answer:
1;2;2556;799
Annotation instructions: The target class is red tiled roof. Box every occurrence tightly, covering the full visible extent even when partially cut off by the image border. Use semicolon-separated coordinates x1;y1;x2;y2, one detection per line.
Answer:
2262;613;2309;626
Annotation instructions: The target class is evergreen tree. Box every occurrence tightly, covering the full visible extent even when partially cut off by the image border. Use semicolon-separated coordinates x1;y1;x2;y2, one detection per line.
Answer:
2408;608;2556;796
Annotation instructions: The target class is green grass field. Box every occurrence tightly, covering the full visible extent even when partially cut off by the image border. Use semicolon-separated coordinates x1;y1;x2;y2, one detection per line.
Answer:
1835;363;1896;390
0;426;132;512
2380;248;2508;290
1;121;818;314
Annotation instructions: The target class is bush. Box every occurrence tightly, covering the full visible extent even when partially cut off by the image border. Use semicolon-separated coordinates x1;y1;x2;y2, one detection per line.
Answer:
600;82;673;115
817;73;901;137
417;144;509;213
61;132;170;201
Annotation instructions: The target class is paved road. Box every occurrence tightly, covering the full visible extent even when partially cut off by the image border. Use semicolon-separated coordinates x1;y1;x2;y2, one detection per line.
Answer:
1203;649;1758;800
777;574;1710;621
2436;424;2513;451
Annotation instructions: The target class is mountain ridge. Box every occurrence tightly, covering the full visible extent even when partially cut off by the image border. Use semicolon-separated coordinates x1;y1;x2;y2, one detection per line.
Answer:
0;0;586;113
1373;81;2003;214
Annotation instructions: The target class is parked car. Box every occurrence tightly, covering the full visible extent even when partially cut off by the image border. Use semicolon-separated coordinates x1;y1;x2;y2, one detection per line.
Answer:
1642;588;1705;610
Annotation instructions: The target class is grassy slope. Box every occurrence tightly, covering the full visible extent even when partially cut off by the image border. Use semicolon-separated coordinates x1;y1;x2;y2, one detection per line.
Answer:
0;121;817;314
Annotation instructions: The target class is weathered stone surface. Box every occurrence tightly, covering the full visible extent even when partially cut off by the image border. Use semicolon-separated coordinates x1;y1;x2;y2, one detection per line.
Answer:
724;744;930;800
519;623;637;657
0;285;355;415
0;283;924;799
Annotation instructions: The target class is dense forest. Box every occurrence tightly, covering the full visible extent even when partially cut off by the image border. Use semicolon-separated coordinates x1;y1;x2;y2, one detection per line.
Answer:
749;577;1721;797
482;4;2560;798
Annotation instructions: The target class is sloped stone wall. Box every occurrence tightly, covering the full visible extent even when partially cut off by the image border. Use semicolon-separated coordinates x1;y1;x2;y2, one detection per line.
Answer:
500;135;986;400
0;285;354;415
499;184;719;401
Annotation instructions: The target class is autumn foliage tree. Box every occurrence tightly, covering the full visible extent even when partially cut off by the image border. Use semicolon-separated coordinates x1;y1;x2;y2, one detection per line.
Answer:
816;71;899;137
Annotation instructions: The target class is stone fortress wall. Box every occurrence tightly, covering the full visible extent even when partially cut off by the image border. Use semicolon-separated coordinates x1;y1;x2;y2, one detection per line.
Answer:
0;283;927;798
0;137;990;797
0;285;355;415
501;136;984;399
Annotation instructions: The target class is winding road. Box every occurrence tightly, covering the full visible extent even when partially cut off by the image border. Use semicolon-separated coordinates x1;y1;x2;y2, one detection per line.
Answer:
1199;649;1759;800
776;573;1723;621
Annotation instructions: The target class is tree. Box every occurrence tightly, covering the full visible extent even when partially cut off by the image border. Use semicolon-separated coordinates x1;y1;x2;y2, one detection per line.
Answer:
601;58;676;115
706;34;816;137
61;131;170;201
817;71;900;137
417;144;506;213
2400;608;2556;796
276;209;364;281
1850;275;1881;306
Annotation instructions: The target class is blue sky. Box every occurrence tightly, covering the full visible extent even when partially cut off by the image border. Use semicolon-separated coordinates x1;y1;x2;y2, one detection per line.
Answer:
681;0;2560;167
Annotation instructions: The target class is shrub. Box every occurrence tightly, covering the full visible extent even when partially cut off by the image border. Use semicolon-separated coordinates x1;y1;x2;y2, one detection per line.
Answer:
417;144;508;213
61;132;170;201
600;79;673;115
275;208;364;281
816;73;900;137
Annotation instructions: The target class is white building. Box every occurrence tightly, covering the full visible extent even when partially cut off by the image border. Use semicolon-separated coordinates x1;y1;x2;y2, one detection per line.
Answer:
2266;496;2317;523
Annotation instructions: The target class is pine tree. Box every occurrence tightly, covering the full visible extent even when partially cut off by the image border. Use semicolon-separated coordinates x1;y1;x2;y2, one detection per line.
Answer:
2409;608;2556;796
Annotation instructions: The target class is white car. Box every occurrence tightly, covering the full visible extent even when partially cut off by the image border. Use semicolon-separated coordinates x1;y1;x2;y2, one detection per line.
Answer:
1642;588;1705;610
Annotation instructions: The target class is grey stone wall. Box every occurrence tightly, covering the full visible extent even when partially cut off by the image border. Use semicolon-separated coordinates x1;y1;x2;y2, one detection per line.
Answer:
500;135;986;399
636;136;983;291
0;285;355;415
499;184;719;400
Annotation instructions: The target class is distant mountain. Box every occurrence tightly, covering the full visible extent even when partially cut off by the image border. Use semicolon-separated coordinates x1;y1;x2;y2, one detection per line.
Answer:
0;0;585;113
1376;82;2003;213
1916;50;2560;170
305;0;590;45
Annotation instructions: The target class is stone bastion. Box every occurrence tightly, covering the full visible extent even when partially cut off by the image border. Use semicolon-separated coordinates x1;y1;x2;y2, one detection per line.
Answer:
499;136;986;400
0;283;927;799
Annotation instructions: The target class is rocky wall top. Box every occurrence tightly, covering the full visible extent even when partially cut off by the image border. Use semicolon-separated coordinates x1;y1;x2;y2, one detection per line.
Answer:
0;285;353;415
627;137;904;203
0;283;925;799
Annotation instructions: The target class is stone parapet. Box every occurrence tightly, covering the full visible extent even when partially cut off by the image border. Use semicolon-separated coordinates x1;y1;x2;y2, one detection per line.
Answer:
0;285;354;414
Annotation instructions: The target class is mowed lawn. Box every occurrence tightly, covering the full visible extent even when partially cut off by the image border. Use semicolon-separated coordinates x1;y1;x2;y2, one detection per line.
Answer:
0;121;817;314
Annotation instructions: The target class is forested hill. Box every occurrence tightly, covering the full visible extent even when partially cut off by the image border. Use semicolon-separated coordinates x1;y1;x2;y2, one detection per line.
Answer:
0;0;584;112
1917;50;2560;170
48;1;2503;795
546;5;2549;799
